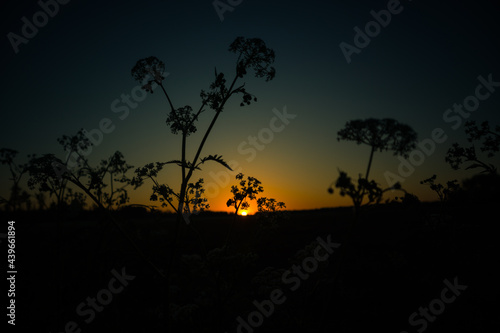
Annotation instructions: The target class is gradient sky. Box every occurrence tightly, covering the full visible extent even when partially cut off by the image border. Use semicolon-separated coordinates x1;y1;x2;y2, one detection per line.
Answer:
1;0;500;213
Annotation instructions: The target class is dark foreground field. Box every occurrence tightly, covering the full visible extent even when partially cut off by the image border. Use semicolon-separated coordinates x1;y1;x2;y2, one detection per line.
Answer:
3;201;498;332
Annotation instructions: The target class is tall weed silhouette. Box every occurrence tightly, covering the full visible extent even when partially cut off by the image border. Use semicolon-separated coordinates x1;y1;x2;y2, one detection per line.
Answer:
130;37;276;329
446;120;499;174
329;118;417;219
130;37;275;223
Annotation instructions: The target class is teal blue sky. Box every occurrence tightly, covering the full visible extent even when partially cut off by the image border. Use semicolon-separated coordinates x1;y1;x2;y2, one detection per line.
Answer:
1;0;499;211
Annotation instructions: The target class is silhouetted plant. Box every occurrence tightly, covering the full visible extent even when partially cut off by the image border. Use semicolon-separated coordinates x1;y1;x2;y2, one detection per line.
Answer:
131;37;275;327
0;148;31;211
330;169;402;213
29;133;134;211
256;196;286;214
226;173;264;215
87;151;134;210
329;118;416;218
131;36;275;224
132;161;214;217
224;173;264;250
27;131;164;277
34;191;47;210
256;197;288;229
64;188;86;208
27;153;69;209
28;130;91;210
337;118;418;179
324;118;417;306
183;178;210;217
29;131;139;212
446;120;499;174
460;172;500;204
420;174;461;202
393;192;420;206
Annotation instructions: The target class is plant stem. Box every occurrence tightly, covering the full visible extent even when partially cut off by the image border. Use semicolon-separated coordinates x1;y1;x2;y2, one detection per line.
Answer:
159;83;175;112
365;145;375;180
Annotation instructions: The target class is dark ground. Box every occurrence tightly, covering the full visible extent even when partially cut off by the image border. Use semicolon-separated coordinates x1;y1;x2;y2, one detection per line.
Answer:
2;200;498;332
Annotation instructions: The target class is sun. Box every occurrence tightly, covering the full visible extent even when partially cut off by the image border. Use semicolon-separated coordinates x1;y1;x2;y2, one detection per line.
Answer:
240;211;248;216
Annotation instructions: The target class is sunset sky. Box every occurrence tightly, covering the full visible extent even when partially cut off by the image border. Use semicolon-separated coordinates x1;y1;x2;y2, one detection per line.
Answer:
1;0;499;213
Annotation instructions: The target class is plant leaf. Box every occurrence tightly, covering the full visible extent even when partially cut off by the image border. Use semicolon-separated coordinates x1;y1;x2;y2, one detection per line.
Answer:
465;163;484;170
197;155;233;171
